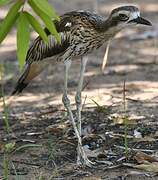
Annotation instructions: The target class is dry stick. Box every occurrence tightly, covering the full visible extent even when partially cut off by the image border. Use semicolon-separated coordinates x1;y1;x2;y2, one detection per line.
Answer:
114;145;155;153
102;39;111;73
81;80;89;110
123;80;126;112
82;95;87;110
12;160;41;167
123;79;128;160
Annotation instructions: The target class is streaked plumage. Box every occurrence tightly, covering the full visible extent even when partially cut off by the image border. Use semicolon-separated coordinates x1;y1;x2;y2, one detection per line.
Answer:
12;7;140;94
12;5;151;166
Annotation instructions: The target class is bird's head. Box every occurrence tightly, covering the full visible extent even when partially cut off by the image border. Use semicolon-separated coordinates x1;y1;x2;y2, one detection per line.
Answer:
101;6;152;72
108;6;152;30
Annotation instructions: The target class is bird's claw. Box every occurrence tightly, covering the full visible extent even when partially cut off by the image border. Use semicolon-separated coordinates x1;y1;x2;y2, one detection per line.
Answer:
77;145;96;167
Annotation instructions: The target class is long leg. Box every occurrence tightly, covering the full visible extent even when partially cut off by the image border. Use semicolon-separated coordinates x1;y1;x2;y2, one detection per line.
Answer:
62;60;93;167
75;57;88;135
62;60;81;145
75;57;88;163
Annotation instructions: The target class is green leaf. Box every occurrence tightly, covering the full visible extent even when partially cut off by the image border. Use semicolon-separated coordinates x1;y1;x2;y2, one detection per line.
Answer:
17;12;30;69
15;144;42;152
5;142;16;153
0;0;11;6
24;12;48;43
0;0;24;44
32;0;59;21
28;0;61;43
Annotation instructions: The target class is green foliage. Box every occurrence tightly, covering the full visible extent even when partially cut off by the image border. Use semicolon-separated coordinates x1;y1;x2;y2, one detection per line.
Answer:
124;116;129;159
0;64;11;134
0;0;60;69
3;153;10;180
4;142;16;153
32;0;59;20
24;12;49;43
28;0;61;43
17;12;30;69
14;143;42;152
2;141;41;179
0;0;11;6
3;142;15;180
92;99;109;113
0;0;23;44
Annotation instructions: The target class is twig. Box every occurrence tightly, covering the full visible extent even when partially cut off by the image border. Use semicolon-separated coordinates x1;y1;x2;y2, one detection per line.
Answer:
123;79;128;159
82;95;87;110
82;80;90;91
102;40;111;73
58;139;75;146
12;160;41;167
114;145;156;153
103;164;122;171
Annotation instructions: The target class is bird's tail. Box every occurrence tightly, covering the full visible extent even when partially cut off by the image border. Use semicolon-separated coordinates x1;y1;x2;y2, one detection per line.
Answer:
12;62;44;95
11;66;29;95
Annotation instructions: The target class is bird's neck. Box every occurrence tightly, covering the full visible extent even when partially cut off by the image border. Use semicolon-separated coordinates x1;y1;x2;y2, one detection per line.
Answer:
99;18;122;39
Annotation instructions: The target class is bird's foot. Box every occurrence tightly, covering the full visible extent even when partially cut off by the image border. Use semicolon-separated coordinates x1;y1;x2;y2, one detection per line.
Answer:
77;145;95;167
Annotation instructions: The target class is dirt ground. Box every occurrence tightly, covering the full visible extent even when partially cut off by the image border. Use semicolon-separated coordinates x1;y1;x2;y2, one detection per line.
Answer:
0;0;158;179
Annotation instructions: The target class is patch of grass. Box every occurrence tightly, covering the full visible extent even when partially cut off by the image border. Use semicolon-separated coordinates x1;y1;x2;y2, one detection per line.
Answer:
91;99;110;113
14;143;42;153
0;64;11;134
2;142;42;179
43;134;62;178
3;153;10;180
49;166;61;180
123;116;129;159
47;134;58;162
2;142;16;180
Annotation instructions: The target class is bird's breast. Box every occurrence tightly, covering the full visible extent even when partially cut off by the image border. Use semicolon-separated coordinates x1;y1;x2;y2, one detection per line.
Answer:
69;28;105;57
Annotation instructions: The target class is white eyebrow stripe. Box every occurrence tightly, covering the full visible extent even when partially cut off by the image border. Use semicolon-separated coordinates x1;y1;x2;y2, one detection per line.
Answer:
130;11;140;20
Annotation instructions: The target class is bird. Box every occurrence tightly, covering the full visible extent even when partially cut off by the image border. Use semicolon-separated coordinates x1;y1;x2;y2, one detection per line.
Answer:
11;5;152;166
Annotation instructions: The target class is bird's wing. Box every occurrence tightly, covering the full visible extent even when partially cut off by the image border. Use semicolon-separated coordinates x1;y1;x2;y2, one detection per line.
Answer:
26;31;70;64
25;11;86;64
26;10;105;64
12;14;75;95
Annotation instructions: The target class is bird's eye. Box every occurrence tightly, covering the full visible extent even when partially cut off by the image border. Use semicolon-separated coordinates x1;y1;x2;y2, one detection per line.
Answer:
119;14;129;21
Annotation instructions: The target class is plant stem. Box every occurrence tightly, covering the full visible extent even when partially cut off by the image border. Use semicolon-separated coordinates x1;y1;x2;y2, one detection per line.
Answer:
3;153;10;180
0;65;11;133
123;79;128;159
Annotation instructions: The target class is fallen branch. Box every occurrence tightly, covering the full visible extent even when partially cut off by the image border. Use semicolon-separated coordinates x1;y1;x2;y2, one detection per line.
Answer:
114;145;156;153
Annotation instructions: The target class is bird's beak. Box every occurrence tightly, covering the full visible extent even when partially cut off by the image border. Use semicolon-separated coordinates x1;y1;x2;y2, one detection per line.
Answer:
129;16;152;26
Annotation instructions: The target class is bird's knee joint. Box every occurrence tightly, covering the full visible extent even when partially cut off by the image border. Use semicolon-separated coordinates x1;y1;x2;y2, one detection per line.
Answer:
62;94;70;107
75;93;81;105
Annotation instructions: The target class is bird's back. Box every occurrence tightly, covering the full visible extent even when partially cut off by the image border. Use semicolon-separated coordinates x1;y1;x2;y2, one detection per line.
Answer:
26;11;106;64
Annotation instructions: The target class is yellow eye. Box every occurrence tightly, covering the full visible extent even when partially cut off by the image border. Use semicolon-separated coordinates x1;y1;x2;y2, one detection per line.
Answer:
119;13;129;21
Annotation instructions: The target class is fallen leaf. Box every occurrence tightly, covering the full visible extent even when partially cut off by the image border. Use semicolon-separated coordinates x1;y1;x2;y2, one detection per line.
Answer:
83;177;101;180
106;132;133;139
134;136;156;142
112;116;137;125
46;123;67;135
135;162;158;173
134;151;158;164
